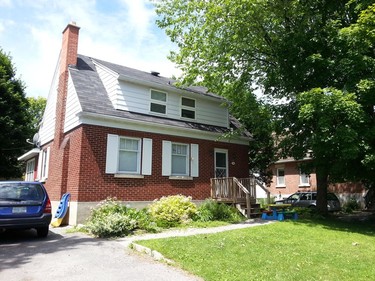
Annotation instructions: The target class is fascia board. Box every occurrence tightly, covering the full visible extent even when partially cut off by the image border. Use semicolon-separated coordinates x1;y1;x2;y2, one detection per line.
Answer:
77;111;249;145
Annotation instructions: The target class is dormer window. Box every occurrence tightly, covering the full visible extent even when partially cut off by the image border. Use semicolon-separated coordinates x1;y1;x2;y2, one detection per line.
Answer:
150;89;167;114
181;97;195;119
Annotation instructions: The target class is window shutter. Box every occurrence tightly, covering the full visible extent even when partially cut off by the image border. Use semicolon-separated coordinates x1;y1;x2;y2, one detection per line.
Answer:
105;134;119;174
36;150;43;180
162;141;171;176
142;138;152;175
45;147;50;178
190;144;199;177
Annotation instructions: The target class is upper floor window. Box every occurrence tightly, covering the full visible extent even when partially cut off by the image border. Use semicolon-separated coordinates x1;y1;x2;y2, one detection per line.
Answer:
150;90;167;114
276;168;285;187
181;97;195;119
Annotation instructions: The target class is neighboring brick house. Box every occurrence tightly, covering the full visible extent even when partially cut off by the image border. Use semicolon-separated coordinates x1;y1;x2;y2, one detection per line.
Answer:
268;158;366;207
18;23;251;224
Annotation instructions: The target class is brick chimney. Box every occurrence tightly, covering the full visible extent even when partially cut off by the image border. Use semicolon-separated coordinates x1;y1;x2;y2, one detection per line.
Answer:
55;22;80;145
47;22;80;201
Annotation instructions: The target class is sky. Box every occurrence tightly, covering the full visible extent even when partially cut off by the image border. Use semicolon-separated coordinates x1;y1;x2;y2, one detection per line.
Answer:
0;0;179;98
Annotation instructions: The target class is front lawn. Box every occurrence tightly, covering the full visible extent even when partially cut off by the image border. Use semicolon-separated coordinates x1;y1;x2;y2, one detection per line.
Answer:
137;218;375;281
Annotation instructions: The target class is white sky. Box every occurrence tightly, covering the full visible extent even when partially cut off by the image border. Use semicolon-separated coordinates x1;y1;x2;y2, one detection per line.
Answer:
0;0;179;98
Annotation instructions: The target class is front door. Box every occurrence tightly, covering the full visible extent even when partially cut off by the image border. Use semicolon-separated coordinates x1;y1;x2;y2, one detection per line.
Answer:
214;149;228;178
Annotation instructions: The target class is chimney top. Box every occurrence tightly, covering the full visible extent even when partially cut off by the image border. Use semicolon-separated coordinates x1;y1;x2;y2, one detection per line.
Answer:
150;71;160;77
62;21;80;34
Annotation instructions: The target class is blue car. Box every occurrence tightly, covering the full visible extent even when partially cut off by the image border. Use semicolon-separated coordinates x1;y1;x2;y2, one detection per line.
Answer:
0;181;52;237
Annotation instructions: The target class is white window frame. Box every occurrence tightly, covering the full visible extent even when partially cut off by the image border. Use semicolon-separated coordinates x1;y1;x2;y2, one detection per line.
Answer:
25;159;35;181
37;147;50;182
150;89;167;115
118;137;141;174
214;149;228;178
105;134;152;177
162;141;199;179
171;143;189;176
299;171;310;187
276;167;285;187
181;97;196;120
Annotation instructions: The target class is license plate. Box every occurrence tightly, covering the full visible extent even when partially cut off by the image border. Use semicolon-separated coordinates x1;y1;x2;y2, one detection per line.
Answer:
12;207;27;213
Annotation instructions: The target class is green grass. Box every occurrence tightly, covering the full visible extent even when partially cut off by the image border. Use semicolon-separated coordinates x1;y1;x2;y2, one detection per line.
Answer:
178;220;233;228
137;218;375;281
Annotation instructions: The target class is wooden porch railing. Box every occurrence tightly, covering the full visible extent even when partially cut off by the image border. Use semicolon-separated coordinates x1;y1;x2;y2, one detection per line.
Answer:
210;177;271;218
210;177;257;218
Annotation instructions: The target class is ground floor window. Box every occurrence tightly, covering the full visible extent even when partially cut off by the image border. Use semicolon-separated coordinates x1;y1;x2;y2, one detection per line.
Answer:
25;159;35;181
299;171;310;186
276;168;285;187
162;141;199;178
106;134;152;176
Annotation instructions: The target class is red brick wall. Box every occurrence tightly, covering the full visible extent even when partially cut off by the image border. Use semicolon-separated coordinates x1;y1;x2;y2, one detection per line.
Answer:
46;124;249;202
268;161;365;197
268;162;317;196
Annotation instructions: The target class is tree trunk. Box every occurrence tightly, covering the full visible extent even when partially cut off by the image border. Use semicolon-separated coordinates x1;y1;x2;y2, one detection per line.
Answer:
316;168;329;216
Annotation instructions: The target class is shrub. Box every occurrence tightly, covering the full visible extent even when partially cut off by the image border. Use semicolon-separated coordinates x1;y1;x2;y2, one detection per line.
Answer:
343;198;360;213
85;198;143;238
292;207;313;218
133;208;160;233
149;195;198;227
195;199;244;222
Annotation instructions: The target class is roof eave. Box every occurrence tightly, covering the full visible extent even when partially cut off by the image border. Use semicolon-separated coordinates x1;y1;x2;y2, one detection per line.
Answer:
17;148;40;161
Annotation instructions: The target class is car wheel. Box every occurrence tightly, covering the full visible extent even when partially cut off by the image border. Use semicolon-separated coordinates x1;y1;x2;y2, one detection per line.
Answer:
36;226;49;238
309;205;317;211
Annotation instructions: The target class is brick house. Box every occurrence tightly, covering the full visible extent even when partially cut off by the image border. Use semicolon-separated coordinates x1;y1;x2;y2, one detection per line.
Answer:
18;23;251;224
268;158;366;207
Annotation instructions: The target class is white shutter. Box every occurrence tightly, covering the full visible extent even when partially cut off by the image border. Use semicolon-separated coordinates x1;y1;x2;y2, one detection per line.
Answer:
142;138;152;175
36;150;43;180
162;141;172;176
45;146;50;178
190;144;199;177
105;134;119;174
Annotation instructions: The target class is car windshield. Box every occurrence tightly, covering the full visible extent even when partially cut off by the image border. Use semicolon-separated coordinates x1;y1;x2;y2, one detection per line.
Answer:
0;183;44;201
288;193;301;200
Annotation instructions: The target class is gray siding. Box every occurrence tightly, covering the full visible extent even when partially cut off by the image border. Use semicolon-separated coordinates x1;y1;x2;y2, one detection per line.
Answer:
115;80;229;128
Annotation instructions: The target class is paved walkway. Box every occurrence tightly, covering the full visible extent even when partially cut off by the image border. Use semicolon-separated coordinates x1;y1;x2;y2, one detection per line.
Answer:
118;219;273;246
116;219;274;263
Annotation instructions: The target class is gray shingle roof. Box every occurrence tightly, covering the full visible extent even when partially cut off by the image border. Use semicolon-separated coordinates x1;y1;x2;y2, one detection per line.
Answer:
69;54;249;136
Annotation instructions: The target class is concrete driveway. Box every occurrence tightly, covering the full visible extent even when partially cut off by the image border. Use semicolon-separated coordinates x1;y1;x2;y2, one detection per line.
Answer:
0;227;202;281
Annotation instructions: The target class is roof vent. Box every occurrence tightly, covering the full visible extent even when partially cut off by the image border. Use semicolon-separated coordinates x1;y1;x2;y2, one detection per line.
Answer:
150;71;160;77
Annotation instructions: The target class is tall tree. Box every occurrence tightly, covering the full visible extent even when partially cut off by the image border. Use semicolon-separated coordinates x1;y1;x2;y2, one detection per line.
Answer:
27;96;47;134
0;49;32;179
154;0;375;214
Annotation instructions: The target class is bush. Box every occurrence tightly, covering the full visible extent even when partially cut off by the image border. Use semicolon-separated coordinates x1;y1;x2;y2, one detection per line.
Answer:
85;198;153;238
149;195;198;228
343;198;360;213
292;207;313;218
133;208;160;233
195;199;244;223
